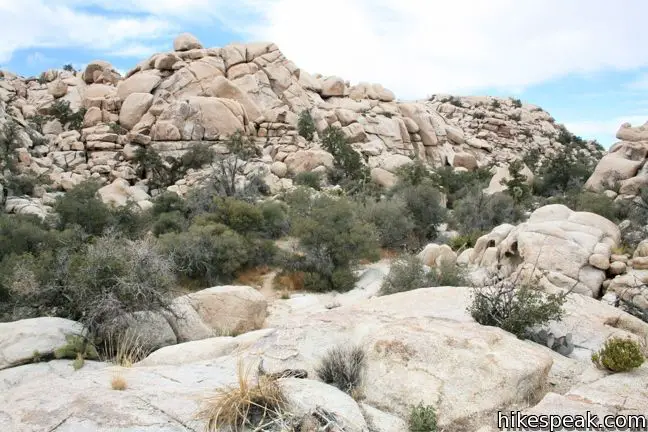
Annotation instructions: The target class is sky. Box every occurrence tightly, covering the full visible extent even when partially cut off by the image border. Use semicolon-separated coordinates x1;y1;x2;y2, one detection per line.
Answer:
1;0;648;148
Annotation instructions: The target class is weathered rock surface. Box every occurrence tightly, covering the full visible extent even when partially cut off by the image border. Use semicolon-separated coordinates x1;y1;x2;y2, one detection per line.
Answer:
0;317;84;370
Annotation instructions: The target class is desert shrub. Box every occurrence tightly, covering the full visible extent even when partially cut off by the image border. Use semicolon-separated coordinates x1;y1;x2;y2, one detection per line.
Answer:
572;191;621;222
297;110;316;141
453;188;522;234
380;255;430;295
533;134;597;197
197;361;287;431
293;171;321;190
62;64;75;72
360;198;416;250
491;99;501;109
321;126;370;194
0;213;52;262
63;235;175;335
468;278;567;339
110;203;151;238
208;131;262;198
160;222;254;285
426;262;468;287
259;200;289;239
409;403;438;432
395;182;447;248
591;337;645;372
152;211;187;236
447;231;483;251
316;344;367;397
511;98;522;108
500;160;532;205
152;191;189;217
209;197;265;235
111;375;127;390
288;194;379;292
54;334;99;370
6;235;175;336
423;165;492;208
54;180;112;236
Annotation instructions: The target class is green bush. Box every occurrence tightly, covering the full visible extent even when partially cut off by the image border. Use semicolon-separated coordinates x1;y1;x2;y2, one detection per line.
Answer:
0;213;52;263
511;98;522;108
259;201;289;239
208;131;262;198
500;160;532;205
447;231;483;251
453;188;522;234
152;211;187;236
409;403;437;432
5;235;175;336
297;110;316;141
293;171;321;190
54;335;99;370
288;194;379;292
152;191;188;217
572;191;621;222
159;223;251;285
426;262;468;287
395;181;447;247
321;126;370;194
53;180;112;236
316;344;367;396
211;197;264;235
380;255;430;296
468;279;567;339
591;337;645;372
359;198;416;250
422;165;492;208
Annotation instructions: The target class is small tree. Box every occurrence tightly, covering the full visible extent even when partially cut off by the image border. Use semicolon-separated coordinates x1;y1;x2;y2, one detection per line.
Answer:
321;126;370;194
500;160;532;205
209;131;262;198
297;110;316;141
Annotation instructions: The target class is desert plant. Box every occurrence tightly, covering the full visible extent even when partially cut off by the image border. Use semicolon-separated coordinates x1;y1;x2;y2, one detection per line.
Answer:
491;99;501;109
196;360;287;431
207;131;263;198
321;126;370;194
409;403;437;432
62;64;75;72
359;198;416;250
453;188;522;234
426;261;468;287
101;328;150;367
110;375;127;391
500;160;532;205
468;277;568;339
297;110;316;141
380;255;430;296
395;181;447;248
54;334;99;370
591;337;645;372
316;344;367;397
53;180;112;236
293;171;321;190
511;98;523;108
287;194;379;292
447;231;483;251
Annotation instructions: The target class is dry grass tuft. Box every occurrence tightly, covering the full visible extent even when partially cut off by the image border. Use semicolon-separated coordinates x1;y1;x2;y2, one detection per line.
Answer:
101;330;151;367
316;344;367;398
111;375;127;391
196;360;287;432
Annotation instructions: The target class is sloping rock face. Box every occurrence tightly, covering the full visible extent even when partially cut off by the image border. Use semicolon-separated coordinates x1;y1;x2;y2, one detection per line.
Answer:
585;120;648;198
462;204;621;297
0;33;602;209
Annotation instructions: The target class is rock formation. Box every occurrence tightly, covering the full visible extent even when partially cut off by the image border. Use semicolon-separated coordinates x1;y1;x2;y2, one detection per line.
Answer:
0;33;602;217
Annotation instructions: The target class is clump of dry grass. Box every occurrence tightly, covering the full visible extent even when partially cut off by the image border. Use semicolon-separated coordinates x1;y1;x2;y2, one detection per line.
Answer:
273;272;305;292
101;329;151;367
235;265;271;288
111;375;127;391
316;344;367;399
196;360;288;432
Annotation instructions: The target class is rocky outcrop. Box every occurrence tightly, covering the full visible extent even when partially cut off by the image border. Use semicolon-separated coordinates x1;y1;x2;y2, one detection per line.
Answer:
585;120;648;198
0;33;602;208
462;204;621;297
0;317;84;370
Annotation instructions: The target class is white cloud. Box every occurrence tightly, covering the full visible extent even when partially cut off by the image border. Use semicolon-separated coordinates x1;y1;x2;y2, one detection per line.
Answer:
26;51;51;65
3;0;648;101
236;0;648;98
566;114;648;143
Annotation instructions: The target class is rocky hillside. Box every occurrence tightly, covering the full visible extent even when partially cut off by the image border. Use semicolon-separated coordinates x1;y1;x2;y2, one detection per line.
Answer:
0;33;603;216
